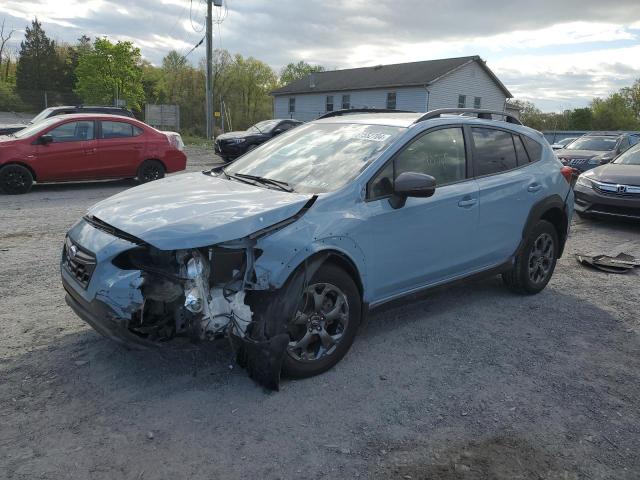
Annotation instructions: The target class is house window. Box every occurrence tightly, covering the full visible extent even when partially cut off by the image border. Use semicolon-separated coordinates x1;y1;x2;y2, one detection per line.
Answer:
458;95;466;108
326;95;334;112
288;97;295;114
386;92;397;110
474;97;482;109
342;94;350;110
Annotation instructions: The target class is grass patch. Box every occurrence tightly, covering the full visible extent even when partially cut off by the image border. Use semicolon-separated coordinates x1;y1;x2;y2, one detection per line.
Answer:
182;135;214;147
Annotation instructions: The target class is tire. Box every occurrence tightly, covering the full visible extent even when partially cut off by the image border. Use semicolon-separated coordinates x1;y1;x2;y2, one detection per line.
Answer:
136;160;165;183
502;220;559;294
282;263;361;379
0;164;33;194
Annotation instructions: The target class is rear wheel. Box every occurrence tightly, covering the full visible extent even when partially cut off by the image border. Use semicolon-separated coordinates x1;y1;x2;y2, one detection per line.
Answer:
502;220;558;294
0;164;33;194
283;264;361;379
137;160;165;183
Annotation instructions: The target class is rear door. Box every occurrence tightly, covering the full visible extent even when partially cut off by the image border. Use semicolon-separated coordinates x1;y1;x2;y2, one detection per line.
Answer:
96;120;146;177
35;119;98;181
471;127;544;267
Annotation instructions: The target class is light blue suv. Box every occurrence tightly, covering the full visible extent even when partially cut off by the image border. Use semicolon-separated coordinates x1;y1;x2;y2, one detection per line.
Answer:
61;109;575;389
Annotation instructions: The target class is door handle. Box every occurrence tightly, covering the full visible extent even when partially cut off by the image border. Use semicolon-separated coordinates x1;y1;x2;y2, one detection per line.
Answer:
458;197;477;208
527;183;542;193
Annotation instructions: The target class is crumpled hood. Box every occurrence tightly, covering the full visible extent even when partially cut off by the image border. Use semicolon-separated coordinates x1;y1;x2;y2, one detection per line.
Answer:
589;164;640;185
87;172;312;250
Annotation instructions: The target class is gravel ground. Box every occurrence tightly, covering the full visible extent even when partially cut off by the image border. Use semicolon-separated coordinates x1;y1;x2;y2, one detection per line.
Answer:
1;148;639;479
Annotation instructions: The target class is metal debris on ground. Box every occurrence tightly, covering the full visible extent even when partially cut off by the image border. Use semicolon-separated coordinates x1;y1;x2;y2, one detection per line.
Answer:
575;253;640;274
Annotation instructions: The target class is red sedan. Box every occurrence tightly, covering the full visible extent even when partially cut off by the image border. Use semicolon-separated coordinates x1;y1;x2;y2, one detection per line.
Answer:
0;113;187;194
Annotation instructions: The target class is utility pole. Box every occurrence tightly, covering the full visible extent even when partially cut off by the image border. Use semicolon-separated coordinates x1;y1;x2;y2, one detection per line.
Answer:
205;0;213;140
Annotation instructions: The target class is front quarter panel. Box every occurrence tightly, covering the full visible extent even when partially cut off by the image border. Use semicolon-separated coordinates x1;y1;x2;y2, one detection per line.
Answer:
254;194;369;300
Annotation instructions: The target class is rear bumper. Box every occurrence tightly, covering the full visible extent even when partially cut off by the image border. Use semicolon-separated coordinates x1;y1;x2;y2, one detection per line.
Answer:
574;183;640;220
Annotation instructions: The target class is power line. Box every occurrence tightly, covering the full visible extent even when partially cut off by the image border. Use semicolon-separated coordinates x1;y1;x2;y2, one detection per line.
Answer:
182;36;205;60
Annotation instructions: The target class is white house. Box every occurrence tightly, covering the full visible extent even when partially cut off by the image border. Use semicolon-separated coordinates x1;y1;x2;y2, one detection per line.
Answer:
271;55;512;122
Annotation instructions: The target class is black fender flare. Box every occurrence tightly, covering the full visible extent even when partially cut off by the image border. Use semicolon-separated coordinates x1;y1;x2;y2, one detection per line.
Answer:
517;194;569;259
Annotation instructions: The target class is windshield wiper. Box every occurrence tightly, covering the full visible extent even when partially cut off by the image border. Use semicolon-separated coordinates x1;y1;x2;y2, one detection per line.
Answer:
234;173;294;192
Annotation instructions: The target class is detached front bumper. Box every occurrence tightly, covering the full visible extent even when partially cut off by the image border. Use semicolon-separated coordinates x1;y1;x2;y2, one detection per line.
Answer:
575;183;640;220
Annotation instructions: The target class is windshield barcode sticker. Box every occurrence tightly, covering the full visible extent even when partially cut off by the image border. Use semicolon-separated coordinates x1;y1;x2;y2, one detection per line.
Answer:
352;132;391;142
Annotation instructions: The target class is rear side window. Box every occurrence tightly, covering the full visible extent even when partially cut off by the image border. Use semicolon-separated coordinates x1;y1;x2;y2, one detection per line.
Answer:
101;121;141;139
522;136;542;162
472;128;517;176
513;135;530;166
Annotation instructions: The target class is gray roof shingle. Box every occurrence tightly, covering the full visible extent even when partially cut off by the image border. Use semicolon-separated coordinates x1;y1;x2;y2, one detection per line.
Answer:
271;55;511;97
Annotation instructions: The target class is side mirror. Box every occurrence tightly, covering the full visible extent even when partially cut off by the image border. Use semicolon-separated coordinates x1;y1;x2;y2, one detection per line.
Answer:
272;128;284;135
389;172;436;209
39;134;53;145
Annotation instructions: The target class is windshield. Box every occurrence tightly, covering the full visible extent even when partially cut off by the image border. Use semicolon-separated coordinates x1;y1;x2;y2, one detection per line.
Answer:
247;120;280;134
12;116;61;138
566;136;617;151
613;143;640;165
30;107;56;124
225;122;404;193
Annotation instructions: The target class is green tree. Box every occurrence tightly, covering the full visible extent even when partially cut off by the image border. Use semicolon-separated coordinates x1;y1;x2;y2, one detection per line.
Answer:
591;93;640;130
620;78;640;120
279;60;325;85
569;108;592;130
75;38;145;109
16;19;62;92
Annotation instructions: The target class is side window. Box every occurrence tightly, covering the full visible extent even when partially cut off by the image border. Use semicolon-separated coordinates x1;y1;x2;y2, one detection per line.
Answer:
288;97;295;114
325;95;333;112
458;95;466;108
368;127;467;200
342;94;350;109
522;136;542;162
472;127;517;176
368;162;394;198
618;136;631;153
513;135;530;166
474;97;482;109
630;135;640;146
101;121;137;139
386;92;396;110
47;121;95;143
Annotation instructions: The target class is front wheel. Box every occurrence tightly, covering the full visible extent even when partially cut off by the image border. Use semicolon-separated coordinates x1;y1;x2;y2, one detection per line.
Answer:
136;160;165;183
502;220;559;294
0;164;33;194
282;264;361;379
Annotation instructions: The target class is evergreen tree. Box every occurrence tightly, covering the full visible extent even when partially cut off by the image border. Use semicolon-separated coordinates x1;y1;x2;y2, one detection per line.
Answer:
16;19;61;92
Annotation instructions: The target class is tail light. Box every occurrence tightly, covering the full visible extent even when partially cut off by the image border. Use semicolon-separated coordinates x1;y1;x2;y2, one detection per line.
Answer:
561;166;578;187
165;132;184;151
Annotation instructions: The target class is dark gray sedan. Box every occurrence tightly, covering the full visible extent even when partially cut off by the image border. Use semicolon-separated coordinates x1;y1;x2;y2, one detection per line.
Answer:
575;143;640;220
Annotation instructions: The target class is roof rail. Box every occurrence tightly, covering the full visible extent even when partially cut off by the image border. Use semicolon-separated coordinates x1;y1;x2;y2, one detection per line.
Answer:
414;108;522;125
316;108;416;120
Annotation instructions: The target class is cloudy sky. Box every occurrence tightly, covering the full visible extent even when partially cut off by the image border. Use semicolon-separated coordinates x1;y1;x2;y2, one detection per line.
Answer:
2;0;640;111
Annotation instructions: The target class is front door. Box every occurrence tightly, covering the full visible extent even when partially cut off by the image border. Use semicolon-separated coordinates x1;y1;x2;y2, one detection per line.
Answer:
355;126;480;303
35;120;98;181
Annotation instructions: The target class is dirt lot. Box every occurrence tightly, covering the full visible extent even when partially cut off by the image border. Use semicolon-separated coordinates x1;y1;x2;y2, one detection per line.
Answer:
1;147;639;479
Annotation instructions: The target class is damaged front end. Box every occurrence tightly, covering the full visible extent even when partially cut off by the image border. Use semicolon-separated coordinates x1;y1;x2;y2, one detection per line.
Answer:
62;200;317;390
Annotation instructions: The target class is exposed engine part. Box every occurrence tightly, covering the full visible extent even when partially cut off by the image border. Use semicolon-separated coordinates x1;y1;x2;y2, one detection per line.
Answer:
177;249;254;340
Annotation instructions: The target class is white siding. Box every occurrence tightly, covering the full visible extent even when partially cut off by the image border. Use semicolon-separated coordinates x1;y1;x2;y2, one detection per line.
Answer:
274;86;428;122
273;60;509;121
427;61;506;112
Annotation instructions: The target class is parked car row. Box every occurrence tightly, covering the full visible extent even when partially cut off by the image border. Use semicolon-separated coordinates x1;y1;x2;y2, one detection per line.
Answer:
555;131;640;172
